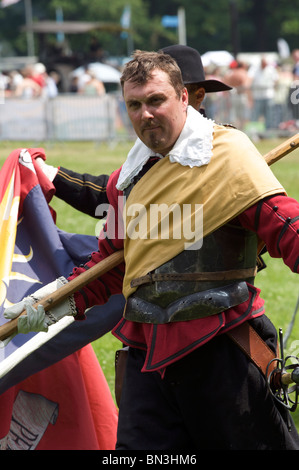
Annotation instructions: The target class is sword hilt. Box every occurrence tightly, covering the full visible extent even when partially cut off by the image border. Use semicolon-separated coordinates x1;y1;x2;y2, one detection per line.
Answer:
266;329;299;413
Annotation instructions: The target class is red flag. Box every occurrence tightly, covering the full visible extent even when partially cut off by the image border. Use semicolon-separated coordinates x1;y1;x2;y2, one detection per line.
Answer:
0;346;118;450
0;148;118;449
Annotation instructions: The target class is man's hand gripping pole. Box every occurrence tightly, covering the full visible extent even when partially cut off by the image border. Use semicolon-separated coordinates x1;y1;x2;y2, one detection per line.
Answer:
0;249;125;341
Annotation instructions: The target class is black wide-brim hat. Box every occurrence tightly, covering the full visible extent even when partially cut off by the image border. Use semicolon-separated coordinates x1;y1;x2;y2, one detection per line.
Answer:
161;44;232;93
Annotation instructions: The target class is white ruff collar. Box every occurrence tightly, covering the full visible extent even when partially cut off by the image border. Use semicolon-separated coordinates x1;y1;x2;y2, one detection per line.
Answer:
116;106;215;191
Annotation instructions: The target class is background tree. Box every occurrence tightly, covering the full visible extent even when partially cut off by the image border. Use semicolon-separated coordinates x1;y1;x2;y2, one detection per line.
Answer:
0;0;299;61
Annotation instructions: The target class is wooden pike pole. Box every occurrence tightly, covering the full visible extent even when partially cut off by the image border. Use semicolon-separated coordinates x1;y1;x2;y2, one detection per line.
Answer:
0;134;299;341
263;133;299;165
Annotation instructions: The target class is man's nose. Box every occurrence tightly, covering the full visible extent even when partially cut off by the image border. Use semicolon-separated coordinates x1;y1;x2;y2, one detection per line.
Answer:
141;105;154;119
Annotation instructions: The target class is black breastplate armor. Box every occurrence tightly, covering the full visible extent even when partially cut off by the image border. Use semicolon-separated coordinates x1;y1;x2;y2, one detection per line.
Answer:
124;223;258;324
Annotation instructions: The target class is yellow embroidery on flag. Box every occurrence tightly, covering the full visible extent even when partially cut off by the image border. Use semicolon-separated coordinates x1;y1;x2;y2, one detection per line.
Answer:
0;171;20;306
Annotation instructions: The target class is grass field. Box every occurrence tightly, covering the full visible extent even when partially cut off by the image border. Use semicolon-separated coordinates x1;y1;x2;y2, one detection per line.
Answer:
0;136;298;432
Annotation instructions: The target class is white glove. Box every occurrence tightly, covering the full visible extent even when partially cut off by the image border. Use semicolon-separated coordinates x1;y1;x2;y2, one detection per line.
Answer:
3;277;77;335
35;157;58;181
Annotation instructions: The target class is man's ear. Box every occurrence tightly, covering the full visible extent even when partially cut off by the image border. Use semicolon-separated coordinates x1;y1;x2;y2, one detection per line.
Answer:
195;87;206;107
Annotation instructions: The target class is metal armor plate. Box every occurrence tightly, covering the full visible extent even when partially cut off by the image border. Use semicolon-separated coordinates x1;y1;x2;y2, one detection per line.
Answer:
124;222;258;323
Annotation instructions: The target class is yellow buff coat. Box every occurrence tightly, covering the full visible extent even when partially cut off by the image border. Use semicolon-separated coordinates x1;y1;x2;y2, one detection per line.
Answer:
122;125;285;299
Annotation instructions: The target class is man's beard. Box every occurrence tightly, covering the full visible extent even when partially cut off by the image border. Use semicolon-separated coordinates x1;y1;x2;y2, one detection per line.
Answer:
146;130;163;151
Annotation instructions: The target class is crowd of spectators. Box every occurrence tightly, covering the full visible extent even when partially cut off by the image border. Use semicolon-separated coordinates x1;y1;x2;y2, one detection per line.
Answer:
0;63;61;99
0;62;107;99
204;50;299;132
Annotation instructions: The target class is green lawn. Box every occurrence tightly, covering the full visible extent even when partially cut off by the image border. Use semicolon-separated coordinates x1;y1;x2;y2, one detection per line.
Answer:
0;137;298;431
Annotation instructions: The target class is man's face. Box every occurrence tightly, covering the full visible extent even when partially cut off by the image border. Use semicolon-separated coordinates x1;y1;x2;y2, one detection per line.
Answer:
123;69;188;156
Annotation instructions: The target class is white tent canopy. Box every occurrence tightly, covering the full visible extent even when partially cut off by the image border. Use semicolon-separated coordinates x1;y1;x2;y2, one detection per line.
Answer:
201;50;234;67
70;62;121;84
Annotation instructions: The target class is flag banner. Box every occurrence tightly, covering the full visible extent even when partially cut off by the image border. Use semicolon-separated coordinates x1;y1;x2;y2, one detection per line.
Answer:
120;5;131;39
0;148;123;449
120;4;131;29
161;15;179;28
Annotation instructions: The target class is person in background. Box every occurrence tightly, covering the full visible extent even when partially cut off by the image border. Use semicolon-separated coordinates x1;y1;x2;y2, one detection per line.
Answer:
80;70;106;96
14;66;42;98
44;70;60;98
248;56;279;129
224;59;252;128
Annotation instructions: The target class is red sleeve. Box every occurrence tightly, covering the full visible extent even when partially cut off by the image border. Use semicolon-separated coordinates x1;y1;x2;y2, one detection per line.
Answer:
29;148;56;204
238;194;299;273
68;167;125;319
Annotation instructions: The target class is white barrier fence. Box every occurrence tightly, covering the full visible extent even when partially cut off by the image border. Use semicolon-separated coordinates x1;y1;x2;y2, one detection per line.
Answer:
0;94;123;141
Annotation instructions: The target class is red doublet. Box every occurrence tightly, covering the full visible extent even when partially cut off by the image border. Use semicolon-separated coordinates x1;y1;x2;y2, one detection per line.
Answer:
69;167;299;373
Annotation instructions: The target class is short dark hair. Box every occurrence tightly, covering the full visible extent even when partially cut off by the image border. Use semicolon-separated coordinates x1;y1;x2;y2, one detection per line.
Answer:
120;50;185;99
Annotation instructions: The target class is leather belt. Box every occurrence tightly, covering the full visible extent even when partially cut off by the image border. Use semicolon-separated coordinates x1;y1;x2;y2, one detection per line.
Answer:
226;321;278;377
130;267;257;288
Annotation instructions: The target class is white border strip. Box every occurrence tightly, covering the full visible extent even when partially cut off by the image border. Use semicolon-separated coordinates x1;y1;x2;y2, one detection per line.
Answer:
0;316;74;378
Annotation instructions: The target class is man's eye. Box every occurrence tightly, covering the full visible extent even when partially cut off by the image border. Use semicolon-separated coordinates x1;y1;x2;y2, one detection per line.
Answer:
151;97;163;105
128;102;140;110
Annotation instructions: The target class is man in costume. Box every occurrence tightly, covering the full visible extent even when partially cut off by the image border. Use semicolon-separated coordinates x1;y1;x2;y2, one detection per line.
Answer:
5;50;299;450
35;45;231;214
